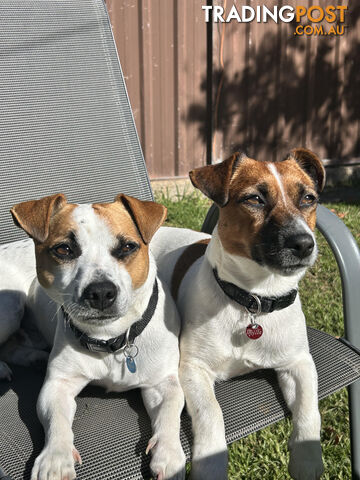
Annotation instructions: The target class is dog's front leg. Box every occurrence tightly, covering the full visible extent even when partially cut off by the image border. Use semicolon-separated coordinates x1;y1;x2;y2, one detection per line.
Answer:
142;375;186;480
180;362;227;480
277;354;324;480
31;373;88;480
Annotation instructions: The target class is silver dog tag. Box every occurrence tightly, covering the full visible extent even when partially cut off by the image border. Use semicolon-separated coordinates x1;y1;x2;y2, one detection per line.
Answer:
124;333;139;374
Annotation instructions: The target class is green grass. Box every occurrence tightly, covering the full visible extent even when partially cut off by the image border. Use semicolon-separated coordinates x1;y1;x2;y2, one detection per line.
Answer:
155;191;360;480
156;189;212;231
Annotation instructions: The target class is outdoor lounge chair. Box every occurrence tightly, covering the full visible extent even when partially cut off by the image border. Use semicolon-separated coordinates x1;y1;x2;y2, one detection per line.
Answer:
0;1;359;479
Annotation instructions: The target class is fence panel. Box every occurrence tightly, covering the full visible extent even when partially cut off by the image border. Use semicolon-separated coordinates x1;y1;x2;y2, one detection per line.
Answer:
106;0;207;178
106;1;359;177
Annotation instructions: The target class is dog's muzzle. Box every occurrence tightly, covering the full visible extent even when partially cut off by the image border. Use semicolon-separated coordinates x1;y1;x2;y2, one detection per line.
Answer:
283;233;314;259
81;280;118;311
252;219;316;274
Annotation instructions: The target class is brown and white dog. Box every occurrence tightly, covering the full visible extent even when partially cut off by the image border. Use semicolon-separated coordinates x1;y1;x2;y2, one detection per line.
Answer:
2;193;186;480
151;149;326;480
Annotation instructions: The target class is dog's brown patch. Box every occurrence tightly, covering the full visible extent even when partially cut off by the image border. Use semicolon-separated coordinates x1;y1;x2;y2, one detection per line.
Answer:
216;156;319;257
289;147;326;192
116;194;167;245
189;153;242;207
274;159;318;230
34;203;78;288
92;201;150;290
171;239;210;300
93;196;166;290
10;194;80;288
10;193;67;243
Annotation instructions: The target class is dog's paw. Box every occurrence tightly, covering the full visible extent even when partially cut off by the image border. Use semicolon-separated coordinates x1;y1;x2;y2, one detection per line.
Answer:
0;361;12;381
147;436;186;480
31;445;81;480
189;450;228;480
288;440;324;480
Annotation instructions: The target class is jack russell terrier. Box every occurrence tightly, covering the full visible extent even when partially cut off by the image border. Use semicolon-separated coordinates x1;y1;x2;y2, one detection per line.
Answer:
4;193;186;480
151;148;326;480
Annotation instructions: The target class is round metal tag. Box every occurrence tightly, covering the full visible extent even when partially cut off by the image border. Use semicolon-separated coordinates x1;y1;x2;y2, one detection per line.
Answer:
246;323;263;340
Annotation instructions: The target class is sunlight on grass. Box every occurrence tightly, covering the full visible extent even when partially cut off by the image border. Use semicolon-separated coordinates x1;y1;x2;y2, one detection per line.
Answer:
156;189;211;231
156;189;359;480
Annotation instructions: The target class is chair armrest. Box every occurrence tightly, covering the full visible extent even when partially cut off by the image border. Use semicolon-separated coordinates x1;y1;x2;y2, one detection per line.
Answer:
201;203;218;234
317;207;360;480
316;205;360;350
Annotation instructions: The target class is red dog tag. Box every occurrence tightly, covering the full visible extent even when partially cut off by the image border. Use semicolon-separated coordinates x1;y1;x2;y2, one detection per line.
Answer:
246;323;263;340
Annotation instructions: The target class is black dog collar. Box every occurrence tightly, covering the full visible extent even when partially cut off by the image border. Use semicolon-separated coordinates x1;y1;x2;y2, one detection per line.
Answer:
213;268;297;314
61;279;158;353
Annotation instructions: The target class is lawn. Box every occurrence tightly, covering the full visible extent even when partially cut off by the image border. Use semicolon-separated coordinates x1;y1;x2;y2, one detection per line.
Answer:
156;189;360;480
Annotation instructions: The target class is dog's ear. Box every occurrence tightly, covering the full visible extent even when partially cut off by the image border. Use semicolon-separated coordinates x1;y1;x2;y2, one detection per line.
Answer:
10;193;67;242
116;194;167;244
288;148;326;193
189;152;244;207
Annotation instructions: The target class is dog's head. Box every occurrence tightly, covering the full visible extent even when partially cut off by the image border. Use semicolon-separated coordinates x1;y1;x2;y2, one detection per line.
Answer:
190;148;325;276
10;194;166;324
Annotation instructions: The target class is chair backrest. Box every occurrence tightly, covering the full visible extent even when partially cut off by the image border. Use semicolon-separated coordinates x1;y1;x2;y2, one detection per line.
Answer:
0;0;152;245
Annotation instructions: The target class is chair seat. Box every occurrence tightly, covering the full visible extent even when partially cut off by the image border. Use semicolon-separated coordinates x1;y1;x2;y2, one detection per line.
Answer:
0;327;359;480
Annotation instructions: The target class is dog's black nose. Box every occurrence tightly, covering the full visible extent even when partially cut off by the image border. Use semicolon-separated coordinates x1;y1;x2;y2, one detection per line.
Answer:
82;281;117;310
284;233;315;258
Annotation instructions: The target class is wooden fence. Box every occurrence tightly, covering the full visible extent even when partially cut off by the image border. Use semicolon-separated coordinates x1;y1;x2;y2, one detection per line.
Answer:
105;0;359;179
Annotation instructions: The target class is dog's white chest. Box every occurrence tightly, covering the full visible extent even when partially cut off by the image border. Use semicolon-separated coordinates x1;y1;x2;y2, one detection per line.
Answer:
91;352;141;391
182;291;308;381
220;317;304;378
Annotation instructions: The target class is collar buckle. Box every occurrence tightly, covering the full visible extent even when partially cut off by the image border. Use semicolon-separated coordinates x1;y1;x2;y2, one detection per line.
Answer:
82;338;110;353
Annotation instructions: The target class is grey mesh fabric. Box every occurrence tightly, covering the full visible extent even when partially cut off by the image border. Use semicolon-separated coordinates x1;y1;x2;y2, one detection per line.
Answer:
0;0;152;245
0;328;359;480
1;1;360;480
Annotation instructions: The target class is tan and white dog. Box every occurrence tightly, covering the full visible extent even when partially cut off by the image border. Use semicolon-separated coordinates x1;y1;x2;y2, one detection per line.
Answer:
151;148;326;480
4;193;186;480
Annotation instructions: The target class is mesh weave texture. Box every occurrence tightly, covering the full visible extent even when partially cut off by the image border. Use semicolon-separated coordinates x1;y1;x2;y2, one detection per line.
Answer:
0;328;359;479
0;0;152;245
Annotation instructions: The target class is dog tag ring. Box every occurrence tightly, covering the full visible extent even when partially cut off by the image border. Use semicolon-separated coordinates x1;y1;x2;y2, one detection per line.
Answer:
245;294;263;340
124;329;139;373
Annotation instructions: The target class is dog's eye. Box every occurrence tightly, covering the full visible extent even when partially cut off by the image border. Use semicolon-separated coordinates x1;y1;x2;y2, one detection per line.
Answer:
122;243;137;254
113;242;138;259
244;195;265;206
53;244;73;257
301;194;317;206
